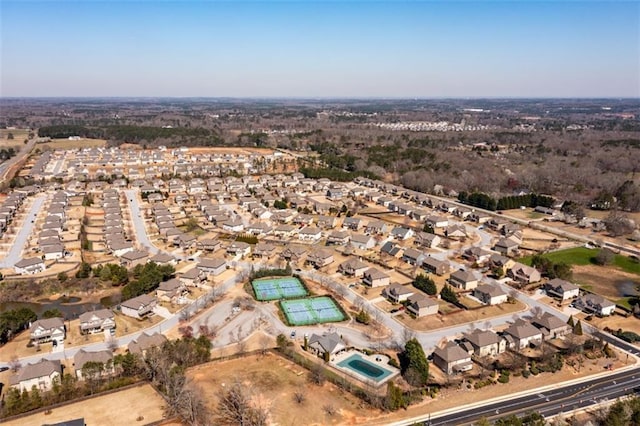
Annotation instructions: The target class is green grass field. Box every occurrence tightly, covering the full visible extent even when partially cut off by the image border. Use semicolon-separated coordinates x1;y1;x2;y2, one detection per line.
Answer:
520;247;639;275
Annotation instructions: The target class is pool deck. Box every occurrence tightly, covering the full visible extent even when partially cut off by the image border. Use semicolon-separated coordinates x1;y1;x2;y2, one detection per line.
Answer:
330;350;400;387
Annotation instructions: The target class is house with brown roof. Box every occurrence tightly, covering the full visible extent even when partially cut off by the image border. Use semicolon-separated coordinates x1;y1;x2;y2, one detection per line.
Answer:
473;284;508;305
462;247;493;265
414;232;441;249
349;233;376;250
11;359;62;392
433;342;473;375
362;268;390;288
508;263;541;284
532;312;572;340
574;293;616;316
307;332;346;361
74;349;115;380
121;294;157;319
30;318;66;345
326;230;350;246
544;278;580;301
128;332;168;357
280;244;308;263
384;284;415;303
448;269;479;291
179;267;206;287
338;258;369;277
226;241;251;257
421;256;451;276
406;294;438;317
494;237;520;257
79;309;115;335
120;250;149;268
156;278;187;303
463;329;506;357
14;257;46;275
503;319;543;350
196;238;220;252
306;249;334;268
197;257;227;276
253;242;276;259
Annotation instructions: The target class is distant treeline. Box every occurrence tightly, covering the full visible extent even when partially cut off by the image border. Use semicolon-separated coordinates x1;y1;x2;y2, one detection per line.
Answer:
299;166;379;182
37;125;222;145
601;139;640;149
458;191;555;211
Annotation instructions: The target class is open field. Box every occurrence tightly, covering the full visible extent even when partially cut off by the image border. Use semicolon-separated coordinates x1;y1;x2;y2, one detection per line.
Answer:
0;129;28;148
187;352;377;425
6;384;167;426
520;247;640;275
37;138;107;150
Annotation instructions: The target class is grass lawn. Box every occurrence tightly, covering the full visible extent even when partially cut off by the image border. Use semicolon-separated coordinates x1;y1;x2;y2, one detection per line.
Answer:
37;138;106;150
520;247;640;276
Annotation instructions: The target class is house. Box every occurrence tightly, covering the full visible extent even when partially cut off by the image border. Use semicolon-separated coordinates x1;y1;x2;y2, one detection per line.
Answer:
448;269;479;291
473;284;508;305
463;329;506;357
326;230;350;246
349;233;376;250
445;224;468;240
338;258;369;277
365;220;389;235
156;278;187;303
362;268;390;287
421;256;451;276
30;317;66;344
10;359;61;392
544;278;580;301
426;215;449;229
470;212;492;224
532;312;572;340
488;217;509;232
503;319;543;349
79;309;115;335
402;247;426;266
462;247;493;265
488;254;515;274
307;333;346;361
179;267;205;287
196;238;221;252
574;293;616;316
508;263;541;284
252;242;276;259
494;237;520;257
226;241;251;257
273;224;298;238
74;349;114;380
221;218;244;233
433;342;473;375
280;245;308;263
120;250;149;268
390;227;414;240
120;294;157;319
343;217;365;231
148;252;177;267
298;226;322;242
384;284;415;303
42;243;65;260
380;241;403;257
197;257;227;276
306;249;334;268
414;232;441;249
128;332;168;356
406;294;438;317
14;257;46;275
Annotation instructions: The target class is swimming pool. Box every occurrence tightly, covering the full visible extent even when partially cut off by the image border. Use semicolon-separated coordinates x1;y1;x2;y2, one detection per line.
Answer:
336;353;395;383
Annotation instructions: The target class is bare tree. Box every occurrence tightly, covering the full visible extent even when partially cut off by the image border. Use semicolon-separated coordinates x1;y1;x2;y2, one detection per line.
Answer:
293;389;306;404
9;355;21;373
217;381;269;426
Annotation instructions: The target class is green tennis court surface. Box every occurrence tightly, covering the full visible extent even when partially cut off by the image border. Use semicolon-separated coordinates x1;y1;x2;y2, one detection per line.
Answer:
252;277;308;301
281;296;346;325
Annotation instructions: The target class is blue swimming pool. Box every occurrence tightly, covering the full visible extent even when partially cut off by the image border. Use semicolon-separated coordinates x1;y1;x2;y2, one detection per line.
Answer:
336;353;394;382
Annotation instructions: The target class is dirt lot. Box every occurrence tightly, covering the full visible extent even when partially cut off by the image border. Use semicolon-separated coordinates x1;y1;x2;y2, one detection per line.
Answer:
393;300;527;331
37;138;107;150
573;264;639;300
187;352;378;425
7;384;167;426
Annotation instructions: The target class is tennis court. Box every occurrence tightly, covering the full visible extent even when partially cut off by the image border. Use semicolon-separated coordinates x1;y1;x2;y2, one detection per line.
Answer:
252;277;308;301
280;296;346;326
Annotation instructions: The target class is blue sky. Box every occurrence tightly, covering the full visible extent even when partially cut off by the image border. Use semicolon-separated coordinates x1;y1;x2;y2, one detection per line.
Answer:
1;1;638;97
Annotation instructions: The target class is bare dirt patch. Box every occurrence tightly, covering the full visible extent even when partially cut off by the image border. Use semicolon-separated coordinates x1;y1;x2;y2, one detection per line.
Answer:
9;384;167;426
187;352;378;425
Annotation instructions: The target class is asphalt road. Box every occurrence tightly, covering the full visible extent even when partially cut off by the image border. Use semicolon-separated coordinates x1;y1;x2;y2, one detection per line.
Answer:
390;367;640;426
0;194;46;268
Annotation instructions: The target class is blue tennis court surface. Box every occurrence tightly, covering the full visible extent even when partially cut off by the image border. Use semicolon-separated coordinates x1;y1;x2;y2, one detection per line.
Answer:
280;296;346;325
252;277;308;301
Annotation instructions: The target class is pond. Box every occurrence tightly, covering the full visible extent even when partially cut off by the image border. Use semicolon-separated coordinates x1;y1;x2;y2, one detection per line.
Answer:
0;296;111;320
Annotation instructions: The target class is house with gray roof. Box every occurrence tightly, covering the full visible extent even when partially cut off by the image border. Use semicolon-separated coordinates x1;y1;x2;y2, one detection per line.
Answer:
74;349;115;380
463;329;506;357
433;342;473;375
406;294;438;317
30;318;65;345
308;332;346;360
362;268;390;288
79;309;115;335
448;269;479;291
128;332;167;356
121;294;156;319
11;359;62;392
